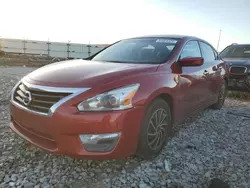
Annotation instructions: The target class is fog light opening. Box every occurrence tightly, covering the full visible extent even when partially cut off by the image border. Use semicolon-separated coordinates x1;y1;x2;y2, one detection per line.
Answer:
79;133;120;152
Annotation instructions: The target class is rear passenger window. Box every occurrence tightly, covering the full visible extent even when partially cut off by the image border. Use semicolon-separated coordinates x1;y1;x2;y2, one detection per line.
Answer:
200;42;216;61
180;41;201;59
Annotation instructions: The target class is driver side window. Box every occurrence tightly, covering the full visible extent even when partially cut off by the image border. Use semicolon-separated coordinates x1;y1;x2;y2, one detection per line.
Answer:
180;41;201;59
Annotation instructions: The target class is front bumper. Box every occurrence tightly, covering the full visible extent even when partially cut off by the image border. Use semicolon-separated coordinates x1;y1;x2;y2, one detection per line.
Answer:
10;102;145;159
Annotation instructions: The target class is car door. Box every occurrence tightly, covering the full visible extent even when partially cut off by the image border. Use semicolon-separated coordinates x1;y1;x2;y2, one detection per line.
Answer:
199;41;223;104
177;40;208;116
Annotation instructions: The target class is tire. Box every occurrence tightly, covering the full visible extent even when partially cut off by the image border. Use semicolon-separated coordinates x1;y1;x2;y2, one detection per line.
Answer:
211;80;228;109
136;98;172;159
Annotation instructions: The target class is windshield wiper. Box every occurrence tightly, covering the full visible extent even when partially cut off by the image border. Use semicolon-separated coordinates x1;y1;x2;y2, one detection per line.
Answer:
102;60;128;63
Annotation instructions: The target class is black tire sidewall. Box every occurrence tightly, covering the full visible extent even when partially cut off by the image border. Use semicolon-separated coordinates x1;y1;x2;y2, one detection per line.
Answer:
136;98;172;159
211;80;228;109
218;80;228;106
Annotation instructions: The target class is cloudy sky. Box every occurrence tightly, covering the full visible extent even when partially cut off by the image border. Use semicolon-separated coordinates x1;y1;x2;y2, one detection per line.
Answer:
1;0;250;50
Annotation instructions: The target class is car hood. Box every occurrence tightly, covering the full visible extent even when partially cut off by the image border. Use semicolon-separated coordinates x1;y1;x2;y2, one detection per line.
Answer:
25;59;159;87
222;58;250;66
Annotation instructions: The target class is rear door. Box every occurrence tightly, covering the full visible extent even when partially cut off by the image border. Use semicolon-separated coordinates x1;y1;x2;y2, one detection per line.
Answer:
199;41;223;104
178;40;208;116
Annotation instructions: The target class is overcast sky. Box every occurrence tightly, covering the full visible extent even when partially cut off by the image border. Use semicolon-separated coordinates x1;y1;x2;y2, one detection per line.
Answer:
1;0;250;50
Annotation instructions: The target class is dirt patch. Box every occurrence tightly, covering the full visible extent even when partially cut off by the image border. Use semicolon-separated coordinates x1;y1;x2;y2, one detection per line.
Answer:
0;53;69;67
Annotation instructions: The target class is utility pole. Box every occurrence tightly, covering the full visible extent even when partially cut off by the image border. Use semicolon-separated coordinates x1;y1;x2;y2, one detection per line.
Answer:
216;29;222;51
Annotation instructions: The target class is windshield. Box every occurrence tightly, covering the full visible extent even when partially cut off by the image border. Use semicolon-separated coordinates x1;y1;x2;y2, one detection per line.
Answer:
91;38;179;64
220;45;250;58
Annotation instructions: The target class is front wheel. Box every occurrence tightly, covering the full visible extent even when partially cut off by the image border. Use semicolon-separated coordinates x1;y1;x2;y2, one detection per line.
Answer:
136;98;172;159
211;80;228;109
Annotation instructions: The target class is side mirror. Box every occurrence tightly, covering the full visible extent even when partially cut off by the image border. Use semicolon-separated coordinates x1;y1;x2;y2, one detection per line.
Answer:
179;57;204;66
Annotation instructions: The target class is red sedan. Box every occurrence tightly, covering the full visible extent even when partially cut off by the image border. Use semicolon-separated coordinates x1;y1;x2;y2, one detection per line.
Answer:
9;35;228;159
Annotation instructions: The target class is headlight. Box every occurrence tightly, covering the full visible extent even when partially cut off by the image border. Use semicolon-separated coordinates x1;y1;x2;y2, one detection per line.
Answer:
77;84;140;111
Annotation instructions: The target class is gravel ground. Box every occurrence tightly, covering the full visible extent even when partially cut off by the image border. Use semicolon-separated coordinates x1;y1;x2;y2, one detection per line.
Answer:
0;66;250;188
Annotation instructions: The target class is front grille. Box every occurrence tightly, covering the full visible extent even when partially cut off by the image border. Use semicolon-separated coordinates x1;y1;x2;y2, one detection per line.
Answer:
229;66;247;74
13;83;71;114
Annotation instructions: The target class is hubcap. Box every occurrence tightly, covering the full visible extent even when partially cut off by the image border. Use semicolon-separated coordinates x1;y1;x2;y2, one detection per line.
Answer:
147;108;168;151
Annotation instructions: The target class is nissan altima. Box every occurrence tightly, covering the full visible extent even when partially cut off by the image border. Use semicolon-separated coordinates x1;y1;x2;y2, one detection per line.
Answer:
10;35;228;159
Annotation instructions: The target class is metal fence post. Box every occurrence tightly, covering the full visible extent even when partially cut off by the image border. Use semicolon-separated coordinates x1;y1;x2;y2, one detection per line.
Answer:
47;41;51;57
23;40;27;54
87;44;91;57
67;42;70;58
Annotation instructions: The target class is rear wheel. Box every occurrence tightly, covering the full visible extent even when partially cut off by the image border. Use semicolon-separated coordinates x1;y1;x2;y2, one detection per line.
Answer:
211;80;228;109
136;98;172;159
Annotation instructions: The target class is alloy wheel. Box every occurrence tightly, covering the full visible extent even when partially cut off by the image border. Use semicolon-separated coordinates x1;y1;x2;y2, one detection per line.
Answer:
147;108;168;151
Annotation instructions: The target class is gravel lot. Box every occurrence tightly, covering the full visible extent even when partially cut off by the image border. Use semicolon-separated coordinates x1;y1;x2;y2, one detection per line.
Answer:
0;66;250;188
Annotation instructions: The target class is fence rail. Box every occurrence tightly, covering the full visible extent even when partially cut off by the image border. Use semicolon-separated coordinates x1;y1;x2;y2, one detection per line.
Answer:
0;38;107;59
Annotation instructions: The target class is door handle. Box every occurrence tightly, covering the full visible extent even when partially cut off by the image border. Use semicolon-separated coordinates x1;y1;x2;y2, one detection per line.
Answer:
203;70;209;76
212;66;218;71
212;65;223;71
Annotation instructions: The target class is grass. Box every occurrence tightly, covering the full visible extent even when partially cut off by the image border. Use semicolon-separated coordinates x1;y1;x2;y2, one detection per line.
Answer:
228;91;250;100
0;58;7;66
0;53;69;67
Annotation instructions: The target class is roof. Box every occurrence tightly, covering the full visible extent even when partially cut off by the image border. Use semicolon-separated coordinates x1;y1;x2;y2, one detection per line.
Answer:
128;34;201;40
230;43;250;46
